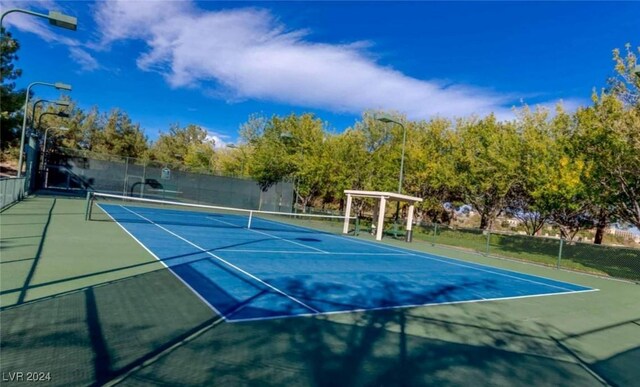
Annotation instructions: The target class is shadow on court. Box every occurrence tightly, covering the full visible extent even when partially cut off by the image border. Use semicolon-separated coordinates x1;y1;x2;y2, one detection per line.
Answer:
1;264;633;386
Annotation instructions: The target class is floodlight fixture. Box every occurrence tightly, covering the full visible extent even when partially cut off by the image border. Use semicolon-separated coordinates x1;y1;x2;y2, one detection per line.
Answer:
1;8;78;31
48;11;77;31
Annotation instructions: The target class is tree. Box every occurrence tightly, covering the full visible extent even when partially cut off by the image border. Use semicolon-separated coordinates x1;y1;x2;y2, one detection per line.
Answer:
1;29;24;151
324;112;404;216
322;128;370;213
217;144;252;177
607;43;639;106
506;106;555;235
245;113;330;210
512;105;594;241
245;115;296;191
151;124;215;171
452;114;520;229
402;118;459;223
576;92;640;232
91;109;148;158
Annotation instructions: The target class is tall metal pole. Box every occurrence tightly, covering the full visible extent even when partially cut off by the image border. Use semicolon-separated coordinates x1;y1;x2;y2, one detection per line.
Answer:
18;83;46;177
42;127;68;169
3;8;76;177
397;121;407;194
376;115;407;223
30;99;69;128
17;82;71;177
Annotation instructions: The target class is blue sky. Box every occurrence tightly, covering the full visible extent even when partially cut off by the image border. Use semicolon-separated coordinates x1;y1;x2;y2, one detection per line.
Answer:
4;0;639;146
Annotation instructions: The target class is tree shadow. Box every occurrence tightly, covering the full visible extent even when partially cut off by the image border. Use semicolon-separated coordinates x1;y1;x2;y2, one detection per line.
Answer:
2;264;629;386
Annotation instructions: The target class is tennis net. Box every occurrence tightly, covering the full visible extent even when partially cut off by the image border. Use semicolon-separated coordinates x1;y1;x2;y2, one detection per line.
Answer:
85;192;359;235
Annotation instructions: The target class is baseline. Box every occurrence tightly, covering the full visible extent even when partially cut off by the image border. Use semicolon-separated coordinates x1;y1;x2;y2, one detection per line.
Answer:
254;216;596;293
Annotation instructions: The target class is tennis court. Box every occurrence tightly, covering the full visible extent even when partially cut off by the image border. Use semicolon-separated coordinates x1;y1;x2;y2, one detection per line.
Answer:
95;197;594;323
3;194;640;386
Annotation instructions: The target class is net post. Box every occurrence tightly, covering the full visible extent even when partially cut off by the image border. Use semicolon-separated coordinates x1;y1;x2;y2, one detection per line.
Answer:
354;216;360;235
248;210;253;229
84;191;92;221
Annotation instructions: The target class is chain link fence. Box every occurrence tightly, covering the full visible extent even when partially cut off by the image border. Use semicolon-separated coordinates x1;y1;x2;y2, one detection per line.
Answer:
41;148;294;212
415;222;640;282
0;177;26;210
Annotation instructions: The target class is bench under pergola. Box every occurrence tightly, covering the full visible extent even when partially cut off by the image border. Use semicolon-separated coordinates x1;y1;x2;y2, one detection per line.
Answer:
342;190;423;242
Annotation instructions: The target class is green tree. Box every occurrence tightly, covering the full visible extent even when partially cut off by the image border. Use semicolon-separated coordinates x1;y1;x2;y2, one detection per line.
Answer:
217;144;252;177
607;43;639;106
321;128;370;213
151;124;215;171
452;114;520;230
1;29;24;151
576;92;640;232
326;112;403;216
246;113;329;210
91;109;148;158
403;118;459;223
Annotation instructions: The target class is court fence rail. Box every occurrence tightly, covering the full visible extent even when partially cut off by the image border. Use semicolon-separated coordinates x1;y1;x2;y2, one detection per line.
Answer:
0;177;26;210
412;222;640;283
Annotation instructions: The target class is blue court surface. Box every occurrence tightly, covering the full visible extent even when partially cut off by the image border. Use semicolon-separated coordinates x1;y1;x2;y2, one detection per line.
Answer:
99;203;595;322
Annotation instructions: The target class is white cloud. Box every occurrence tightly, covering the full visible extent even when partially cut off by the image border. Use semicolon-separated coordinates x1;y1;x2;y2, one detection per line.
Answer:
92;1;533;120
202;129;231;149
68;47;99;72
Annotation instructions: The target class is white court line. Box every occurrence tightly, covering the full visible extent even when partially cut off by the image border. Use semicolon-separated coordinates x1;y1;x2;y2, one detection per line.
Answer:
227;287;598;323
253;216;597;293
95;203;228;320
99;204;597;324
218;249;411;256
209;216;330;254
119;205;320;314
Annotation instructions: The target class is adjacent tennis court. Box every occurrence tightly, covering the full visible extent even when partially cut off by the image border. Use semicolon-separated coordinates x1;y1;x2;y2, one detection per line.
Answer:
95;196;595;323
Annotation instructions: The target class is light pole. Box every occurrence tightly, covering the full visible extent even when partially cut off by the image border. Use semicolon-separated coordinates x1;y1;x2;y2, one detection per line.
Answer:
42;127;69;168
37;111;70;131
35;111;70;171
1;9;77;31
31;99;70;127
17;82;72;177
3;8;76;178
376;114;408;223
376;114;407;194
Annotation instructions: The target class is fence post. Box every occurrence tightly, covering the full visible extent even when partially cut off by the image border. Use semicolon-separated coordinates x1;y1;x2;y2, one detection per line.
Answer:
557;238;564;269
141;162;146;198
123;157;129;196
433;223;438;245
2;179;7;208
485;230;491;255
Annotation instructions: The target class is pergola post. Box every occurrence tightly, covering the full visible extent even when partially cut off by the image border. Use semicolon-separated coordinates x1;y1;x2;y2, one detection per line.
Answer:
406;203;415;242
343;193;353;234
343;190;422;242
376;197;386;241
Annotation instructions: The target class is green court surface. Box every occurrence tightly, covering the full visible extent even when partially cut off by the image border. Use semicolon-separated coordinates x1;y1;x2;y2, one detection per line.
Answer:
1;195;639;386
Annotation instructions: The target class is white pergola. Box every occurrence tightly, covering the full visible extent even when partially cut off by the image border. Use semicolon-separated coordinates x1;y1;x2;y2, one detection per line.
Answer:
342;190;423;242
